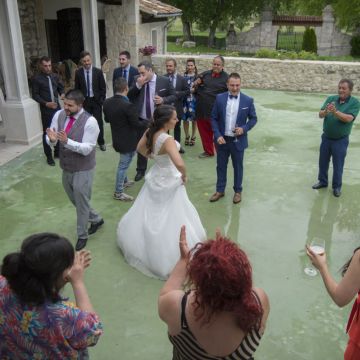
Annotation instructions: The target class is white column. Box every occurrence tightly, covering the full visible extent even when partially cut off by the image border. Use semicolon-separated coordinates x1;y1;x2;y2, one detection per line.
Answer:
0;0;42;144
81;0;101;68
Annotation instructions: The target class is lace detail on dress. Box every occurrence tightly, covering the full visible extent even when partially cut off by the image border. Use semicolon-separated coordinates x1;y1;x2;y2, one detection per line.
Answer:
153;132;172;156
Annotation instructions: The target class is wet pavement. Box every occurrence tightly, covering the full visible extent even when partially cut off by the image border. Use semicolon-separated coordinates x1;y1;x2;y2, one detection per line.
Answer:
1;88;360;359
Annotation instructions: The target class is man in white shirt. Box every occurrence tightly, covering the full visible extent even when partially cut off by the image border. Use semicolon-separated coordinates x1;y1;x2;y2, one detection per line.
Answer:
210;73;258;204
46;89;104;250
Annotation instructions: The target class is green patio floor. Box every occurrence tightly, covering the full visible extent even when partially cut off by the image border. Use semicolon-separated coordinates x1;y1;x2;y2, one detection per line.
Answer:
1;88;360;359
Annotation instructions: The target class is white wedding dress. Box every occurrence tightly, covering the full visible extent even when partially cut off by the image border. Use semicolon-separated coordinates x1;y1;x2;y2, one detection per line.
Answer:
117;132;206;279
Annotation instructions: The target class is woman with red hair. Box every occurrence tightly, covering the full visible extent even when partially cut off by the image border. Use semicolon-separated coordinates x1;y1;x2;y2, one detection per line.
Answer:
158;226;270;359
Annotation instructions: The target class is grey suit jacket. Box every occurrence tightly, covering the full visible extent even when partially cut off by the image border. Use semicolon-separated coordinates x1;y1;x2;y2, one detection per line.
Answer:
128;75;176;119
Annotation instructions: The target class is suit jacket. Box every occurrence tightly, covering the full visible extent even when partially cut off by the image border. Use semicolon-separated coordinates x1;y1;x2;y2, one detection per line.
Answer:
103;95;147;153
113;65;139;89
163;73;189;118
211;92;257;151
127;75;177;119
74;66;106;105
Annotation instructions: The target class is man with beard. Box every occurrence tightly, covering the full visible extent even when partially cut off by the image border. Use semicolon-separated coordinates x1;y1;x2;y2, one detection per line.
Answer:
46;89;104;251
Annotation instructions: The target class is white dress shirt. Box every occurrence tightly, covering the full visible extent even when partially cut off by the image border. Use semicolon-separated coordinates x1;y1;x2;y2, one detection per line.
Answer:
83;66;94;97
225;93;240;136
139;74;157;120
46;108;100;156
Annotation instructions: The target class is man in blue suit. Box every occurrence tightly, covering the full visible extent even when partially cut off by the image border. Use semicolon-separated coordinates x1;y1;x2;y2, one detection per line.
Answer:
210;73;257;204
112;51;139;90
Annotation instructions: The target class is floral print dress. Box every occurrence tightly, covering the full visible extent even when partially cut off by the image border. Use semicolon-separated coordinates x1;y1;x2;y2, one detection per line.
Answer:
0;275;103;359
182;74;196;121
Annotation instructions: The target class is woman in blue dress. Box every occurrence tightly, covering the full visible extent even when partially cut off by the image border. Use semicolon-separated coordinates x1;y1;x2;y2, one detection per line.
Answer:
182;58;198;146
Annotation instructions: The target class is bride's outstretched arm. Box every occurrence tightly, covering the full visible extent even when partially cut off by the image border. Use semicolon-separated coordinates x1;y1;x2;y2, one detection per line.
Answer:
136;130;150;157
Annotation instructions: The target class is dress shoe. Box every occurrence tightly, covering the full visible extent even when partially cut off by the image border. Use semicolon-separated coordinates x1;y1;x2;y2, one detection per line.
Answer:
312;182;328;190
75;238;88;251
88;219;104;235
46;157;55;166
199;152;213;159
99;144;106;151
134;172;145;182
179;147;185;154
333;188;341;197
233;192;242;204
209;192;224;202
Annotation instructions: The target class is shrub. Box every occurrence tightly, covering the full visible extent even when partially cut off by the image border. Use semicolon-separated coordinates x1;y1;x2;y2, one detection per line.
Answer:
350;35;360;56
302;28;317;54
255;48;280;58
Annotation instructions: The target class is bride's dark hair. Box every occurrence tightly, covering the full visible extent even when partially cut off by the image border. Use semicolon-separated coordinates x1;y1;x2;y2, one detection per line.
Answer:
146;105;176;154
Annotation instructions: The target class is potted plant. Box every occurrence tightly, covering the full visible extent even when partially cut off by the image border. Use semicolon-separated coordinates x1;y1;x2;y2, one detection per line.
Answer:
139;45;157;60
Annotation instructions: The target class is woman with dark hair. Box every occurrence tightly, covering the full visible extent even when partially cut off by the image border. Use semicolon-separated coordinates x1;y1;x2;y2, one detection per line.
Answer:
0;233;102;359
182;58;197;146
159;226;270;359
117;105;205;279
307;246;360;359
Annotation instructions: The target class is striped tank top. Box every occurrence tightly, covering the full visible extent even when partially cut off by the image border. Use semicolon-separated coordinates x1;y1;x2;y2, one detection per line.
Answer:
168;291;262;360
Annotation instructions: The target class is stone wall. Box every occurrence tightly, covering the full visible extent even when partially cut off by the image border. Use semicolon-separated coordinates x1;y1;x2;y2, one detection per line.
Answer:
227;5;352;57
138;21;166;56
152;54;360;95
104;0;139;75
18;0;48;62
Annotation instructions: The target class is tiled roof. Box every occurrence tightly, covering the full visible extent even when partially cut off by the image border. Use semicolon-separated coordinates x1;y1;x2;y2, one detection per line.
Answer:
139;0;182;18
273;15;323;26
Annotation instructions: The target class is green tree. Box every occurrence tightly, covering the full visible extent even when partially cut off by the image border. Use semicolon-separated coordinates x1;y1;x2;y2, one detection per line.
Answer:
195;0;265;47
302;27;317;53
163;0;197;41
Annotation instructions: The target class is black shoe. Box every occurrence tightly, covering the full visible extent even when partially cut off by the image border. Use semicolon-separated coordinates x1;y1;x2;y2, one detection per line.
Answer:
312;182;327;190
134;172;145;182
75;238;88;251
47;157;55;166
179;147;185;154
99;144;106;151
333;188;341;197
88;219;104;235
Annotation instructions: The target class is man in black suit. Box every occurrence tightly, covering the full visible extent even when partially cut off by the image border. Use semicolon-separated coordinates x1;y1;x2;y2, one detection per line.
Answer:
128;61;176;181
32;56;64;166
112;50;138;90
164;57;189;153
75;51;107;151
103;78;147;201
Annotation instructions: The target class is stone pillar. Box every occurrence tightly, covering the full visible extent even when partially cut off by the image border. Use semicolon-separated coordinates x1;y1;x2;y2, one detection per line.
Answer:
0;0;42;144
104;0;140;74
259;6;277;49
316;5;335;56
81;0;101;68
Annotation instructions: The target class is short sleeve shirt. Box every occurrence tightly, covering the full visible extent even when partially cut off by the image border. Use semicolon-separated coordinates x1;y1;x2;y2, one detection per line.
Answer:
0;275;103;359
321;95;360;139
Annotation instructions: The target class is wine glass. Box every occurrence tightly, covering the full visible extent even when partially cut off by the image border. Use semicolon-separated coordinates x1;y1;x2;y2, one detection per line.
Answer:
304;237;325;277
232;127;239;143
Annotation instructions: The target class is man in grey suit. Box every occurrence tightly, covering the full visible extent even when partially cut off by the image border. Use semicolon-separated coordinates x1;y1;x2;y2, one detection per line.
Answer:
128;61;176;181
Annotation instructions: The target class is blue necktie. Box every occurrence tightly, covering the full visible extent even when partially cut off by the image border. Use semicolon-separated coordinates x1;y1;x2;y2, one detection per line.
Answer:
86;70;90;97
229;95;238;99
123;69;127;80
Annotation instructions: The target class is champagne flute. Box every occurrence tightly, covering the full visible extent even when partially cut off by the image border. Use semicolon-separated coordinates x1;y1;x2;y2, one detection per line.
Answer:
304;237;325;277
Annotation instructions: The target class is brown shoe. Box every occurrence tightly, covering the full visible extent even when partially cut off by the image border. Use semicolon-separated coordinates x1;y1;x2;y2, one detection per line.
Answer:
210;192;224;202
233;192;242;204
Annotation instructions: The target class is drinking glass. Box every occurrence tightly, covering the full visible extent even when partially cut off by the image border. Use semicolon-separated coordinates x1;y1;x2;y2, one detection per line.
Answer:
232;127;239;143
304;237;325;277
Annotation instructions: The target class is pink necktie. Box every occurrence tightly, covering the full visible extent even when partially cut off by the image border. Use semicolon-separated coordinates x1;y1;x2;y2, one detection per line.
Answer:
65;116;75;134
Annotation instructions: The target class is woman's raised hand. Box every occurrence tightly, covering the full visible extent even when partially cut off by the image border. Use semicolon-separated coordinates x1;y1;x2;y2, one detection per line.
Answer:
179;225;190;260
67;250;92;285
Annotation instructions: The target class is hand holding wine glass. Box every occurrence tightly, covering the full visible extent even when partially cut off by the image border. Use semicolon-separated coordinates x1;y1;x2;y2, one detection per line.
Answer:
304;238;326;276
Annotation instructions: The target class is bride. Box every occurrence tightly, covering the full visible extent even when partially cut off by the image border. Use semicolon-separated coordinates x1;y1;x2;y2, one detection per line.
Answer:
117;105;206;279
